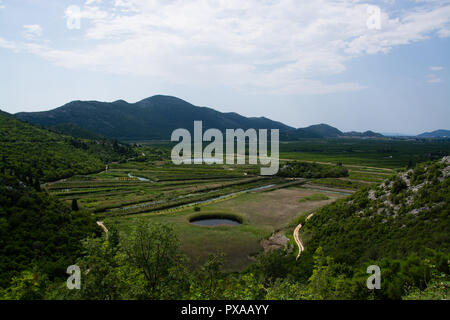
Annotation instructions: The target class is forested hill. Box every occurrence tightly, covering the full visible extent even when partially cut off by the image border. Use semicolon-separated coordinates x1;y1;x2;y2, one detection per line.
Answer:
0;110;135;182
15;95;293;141
15;95;386;141
0;173;99;295
300;157;449;298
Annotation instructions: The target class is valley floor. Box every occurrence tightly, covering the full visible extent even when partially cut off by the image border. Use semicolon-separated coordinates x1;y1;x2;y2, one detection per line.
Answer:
45;159;389;270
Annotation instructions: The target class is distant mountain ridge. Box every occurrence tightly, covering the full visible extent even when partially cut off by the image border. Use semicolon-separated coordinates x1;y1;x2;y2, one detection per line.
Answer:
15;95;383;141
417;129;450;138
280;123;384;140
16;95;293;141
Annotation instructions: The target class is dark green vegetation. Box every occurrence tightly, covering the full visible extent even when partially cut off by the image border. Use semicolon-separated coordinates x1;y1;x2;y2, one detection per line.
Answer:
105;186;343;271
0;111;135;182
299;158;450;299
280;123;383;140
46;161;280;217
0;173;99;298
48;123;104;140
278;161;348;178
1;109;449;300
15;95;293;141
280;138;450;168
15;95;391;142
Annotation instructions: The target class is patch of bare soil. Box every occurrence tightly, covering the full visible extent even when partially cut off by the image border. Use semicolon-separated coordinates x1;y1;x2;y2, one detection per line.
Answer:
260;232;290;253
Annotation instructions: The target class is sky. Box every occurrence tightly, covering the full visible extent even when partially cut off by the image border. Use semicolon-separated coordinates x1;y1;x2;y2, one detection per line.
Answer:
0;0;449;135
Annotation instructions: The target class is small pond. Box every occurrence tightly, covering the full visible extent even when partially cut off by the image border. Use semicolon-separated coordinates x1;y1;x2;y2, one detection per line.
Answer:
190;217;241;227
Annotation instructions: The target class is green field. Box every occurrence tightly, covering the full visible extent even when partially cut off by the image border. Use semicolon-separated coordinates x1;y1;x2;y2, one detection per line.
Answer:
41;137;449;272
279;138;450;168
45;152;390;270
105;186;346;270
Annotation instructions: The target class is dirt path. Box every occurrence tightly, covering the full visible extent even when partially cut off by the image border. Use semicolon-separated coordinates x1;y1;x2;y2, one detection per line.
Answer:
96;221;108;233
294;212;315;260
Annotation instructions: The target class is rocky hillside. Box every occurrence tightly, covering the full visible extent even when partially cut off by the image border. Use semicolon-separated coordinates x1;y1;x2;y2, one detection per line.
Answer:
303;156;449;263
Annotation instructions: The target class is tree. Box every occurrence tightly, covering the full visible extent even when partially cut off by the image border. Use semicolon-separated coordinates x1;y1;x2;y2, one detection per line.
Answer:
191;252;224;299
122;221;189;299
34;178;41;192
71;199;79;211
67;236;123;300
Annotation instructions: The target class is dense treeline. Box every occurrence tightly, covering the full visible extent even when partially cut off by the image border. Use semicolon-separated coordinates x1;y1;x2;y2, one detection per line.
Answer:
1;108;448;300
0;173;100;295
298;158;450;298
5;219;446;300
0;111;136;182
278;161;349;178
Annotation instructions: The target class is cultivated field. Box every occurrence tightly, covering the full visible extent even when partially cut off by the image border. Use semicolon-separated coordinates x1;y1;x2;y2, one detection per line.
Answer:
45;150;394;270
107;187;346;270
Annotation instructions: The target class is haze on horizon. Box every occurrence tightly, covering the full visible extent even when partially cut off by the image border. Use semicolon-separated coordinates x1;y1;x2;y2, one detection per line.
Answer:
0;0;449;135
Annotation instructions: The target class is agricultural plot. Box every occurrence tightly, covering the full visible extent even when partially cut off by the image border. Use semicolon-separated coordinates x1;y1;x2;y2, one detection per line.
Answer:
107;187;346;270
46;161;284;216
280;138;450;168
46;154;395;271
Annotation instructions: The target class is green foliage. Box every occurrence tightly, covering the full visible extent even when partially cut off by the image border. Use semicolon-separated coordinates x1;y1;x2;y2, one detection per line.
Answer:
391;176;407;194
298;159;450;299
189;252;225;299
121;221;189;299
280;138;450;168
278;161;349;178
0;173;99;291
0;270;49;300
15;95;292;141
71;199;79;211
0;111;136;182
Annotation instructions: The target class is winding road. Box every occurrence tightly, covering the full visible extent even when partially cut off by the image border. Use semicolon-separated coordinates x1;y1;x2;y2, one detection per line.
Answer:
294;212;315;260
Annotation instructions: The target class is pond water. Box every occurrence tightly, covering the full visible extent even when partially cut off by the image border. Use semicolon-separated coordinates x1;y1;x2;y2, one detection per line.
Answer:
190;218;241;227
128;173;150;181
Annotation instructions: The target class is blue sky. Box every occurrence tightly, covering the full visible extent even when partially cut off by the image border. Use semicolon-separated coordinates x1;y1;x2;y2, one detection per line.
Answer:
0;0;449;134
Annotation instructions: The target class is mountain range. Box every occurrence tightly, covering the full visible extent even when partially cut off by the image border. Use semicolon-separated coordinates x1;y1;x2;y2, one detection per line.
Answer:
12;95;446;141
417;130;450;138
16;95;292;141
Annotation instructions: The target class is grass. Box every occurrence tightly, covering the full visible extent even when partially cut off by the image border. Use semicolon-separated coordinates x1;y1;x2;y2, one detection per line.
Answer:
105;187;346;270
43;140;428;271
298;193;330;202
279;138;450;168
308;178;370;190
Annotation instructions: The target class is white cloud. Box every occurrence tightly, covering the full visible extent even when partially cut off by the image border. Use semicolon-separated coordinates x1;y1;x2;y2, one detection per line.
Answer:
0;37;16;50
427;78;442;83
85;0;103;5
430;66;443;71
426;73;442;84
23;24;42;40
7;1;450;94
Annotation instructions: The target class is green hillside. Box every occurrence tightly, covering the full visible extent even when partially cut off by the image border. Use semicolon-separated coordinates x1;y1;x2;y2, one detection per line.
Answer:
16;96;385;141
0;111;135;182
299;157;450;298
0;173;100;297
15;95;293;141
48;123;104;140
